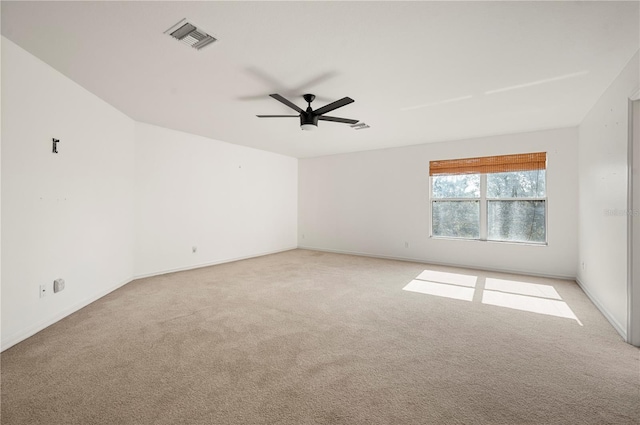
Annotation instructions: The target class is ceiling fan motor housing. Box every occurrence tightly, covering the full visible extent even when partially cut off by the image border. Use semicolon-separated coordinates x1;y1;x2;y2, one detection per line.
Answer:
300;113;319;129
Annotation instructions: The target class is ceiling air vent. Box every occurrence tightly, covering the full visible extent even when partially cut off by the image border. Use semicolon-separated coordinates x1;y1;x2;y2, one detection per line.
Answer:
165;19;217;51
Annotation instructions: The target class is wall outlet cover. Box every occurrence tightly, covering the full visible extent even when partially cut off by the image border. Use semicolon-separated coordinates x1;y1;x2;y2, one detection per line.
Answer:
53;278;65;293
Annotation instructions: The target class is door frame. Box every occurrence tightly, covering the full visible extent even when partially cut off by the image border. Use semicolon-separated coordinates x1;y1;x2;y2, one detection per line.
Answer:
627;91;640;346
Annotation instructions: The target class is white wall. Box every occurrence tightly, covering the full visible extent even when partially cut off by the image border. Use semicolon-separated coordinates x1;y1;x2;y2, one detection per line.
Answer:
1;37;136;350
577;52;640;339
133;123;298;278
1;32;4;348
299;127;578;278
1;37;299;351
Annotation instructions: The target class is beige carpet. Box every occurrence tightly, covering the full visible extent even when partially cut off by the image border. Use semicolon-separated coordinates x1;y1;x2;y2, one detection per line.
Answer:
1;249;639;424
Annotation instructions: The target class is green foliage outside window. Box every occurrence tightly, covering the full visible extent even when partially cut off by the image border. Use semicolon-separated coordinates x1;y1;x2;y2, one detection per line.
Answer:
431;170;546;243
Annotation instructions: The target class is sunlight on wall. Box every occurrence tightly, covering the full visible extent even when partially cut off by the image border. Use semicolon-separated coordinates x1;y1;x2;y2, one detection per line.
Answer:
400;95;473;111
403;271;582;325
484;70;589;95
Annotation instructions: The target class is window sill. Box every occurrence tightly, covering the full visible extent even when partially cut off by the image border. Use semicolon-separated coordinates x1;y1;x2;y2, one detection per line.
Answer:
430;236;548;247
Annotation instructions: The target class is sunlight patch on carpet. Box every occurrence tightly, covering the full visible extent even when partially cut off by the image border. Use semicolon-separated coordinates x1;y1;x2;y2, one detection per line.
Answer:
404;279;475;301
414;270;478;288
482;278;582;325
404;271;582;325
485;278;561;300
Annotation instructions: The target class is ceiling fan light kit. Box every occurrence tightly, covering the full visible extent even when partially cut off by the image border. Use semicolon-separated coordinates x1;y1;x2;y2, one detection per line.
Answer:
257;93;358;131
300;123;318;131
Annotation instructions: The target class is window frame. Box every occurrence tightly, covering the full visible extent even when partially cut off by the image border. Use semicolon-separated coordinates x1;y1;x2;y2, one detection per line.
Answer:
429;161;548;246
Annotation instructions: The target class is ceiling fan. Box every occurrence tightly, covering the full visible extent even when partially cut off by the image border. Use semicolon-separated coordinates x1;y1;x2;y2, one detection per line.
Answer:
257;94;358;131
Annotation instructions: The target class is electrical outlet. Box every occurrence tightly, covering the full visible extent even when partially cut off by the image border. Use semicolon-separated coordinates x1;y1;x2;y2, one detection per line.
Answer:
54;278;65;293
581;261;586;271
39;284;47;298
192;246;197;253
405;241;409;248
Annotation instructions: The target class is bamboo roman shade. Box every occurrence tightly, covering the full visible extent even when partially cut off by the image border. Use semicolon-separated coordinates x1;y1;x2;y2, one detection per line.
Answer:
429;152;547;176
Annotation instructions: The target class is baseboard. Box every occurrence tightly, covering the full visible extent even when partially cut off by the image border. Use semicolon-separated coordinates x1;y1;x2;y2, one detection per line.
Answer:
298;245;576;281
298;246;629;341
1;276;133;352
2;246;596;352
133;247;298;280
575;277;627;341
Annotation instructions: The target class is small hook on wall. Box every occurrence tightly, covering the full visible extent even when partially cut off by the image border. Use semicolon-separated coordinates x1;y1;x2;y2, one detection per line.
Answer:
52;138;60;154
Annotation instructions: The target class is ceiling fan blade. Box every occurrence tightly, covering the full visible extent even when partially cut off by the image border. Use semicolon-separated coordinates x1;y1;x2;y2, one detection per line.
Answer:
318;116;359;125
256;115;299;118
313;97;354;116
269;94;304;113
290;71;337;93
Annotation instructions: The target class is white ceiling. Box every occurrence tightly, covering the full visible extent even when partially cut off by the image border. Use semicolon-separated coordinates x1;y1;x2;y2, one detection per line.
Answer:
2;1;638;158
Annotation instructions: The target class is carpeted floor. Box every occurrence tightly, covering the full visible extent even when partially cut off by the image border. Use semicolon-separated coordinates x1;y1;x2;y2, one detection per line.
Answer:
1;249;639;424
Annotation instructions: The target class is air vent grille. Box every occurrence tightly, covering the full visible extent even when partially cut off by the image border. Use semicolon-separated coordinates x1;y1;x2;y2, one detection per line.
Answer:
165;19;217;51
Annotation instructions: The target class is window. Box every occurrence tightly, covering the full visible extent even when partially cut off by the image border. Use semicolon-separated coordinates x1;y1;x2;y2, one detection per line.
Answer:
430;152;547;244
432;174;480;239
